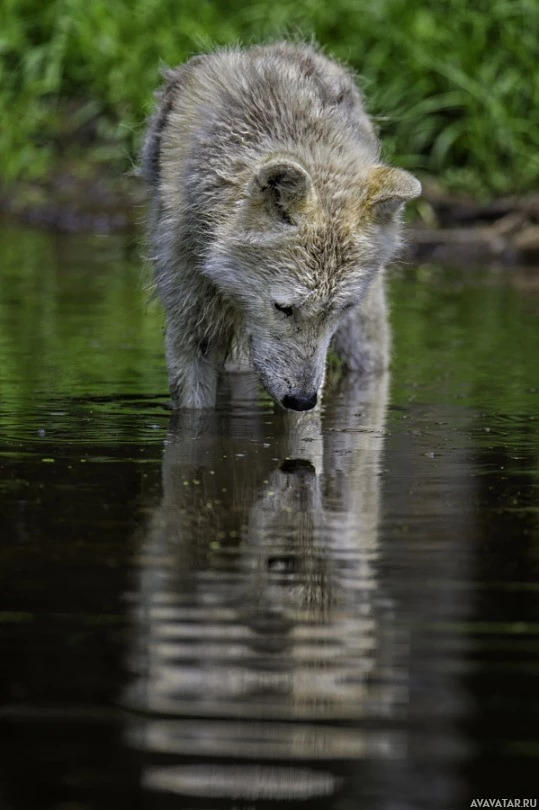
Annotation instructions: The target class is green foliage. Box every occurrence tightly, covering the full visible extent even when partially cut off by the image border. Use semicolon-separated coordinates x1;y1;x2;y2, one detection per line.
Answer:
1;0;539;195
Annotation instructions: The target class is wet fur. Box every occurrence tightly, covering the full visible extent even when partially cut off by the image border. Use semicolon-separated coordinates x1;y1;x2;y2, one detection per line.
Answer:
142;42;420;408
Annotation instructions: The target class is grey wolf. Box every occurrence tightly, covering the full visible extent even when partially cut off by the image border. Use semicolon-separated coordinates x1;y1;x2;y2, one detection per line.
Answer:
141;42;420;409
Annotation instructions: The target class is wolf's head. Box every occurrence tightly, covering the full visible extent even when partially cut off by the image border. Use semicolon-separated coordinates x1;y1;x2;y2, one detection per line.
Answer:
205;155;420;410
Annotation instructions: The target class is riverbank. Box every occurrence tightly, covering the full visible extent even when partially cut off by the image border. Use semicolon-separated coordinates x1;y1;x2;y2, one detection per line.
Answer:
2;170;538;265
411;180;539;265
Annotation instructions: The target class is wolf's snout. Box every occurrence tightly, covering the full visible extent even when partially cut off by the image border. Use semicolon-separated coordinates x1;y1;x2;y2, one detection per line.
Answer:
282;393;318;411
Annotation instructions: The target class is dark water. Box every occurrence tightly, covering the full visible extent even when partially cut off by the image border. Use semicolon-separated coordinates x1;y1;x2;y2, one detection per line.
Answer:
1;223;538;810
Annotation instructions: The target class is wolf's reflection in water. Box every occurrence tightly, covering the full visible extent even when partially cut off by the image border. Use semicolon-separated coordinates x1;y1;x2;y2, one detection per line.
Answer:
126;373;464;807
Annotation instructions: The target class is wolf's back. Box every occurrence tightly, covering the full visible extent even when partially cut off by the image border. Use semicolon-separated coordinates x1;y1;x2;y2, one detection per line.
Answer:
141;43;378;200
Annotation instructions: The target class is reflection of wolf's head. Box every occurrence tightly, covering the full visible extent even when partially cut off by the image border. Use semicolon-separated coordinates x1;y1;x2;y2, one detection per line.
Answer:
133;372;391;664
126;374;409;803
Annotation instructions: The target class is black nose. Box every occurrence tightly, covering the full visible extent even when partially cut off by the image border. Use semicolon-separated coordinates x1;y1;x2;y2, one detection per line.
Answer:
282;393;318;411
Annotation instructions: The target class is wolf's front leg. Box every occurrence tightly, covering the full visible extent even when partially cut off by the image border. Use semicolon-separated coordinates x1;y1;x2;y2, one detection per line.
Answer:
165;332;220;408
332;274;390;375
224;333;252;373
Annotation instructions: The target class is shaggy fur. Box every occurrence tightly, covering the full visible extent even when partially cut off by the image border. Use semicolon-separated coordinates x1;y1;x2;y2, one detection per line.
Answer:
142;42;421;409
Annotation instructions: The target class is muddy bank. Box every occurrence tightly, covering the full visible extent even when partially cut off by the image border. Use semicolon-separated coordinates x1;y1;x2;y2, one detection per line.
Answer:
408;183;539;265
0;170;145;234
2;171;539;264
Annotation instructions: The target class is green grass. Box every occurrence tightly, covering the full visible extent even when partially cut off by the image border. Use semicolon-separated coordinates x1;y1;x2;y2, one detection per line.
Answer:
1;0;539;196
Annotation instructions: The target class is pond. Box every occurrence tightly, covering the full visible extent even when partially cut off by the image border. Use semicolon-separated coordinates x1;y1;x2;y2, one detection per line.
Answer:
0;222;538;809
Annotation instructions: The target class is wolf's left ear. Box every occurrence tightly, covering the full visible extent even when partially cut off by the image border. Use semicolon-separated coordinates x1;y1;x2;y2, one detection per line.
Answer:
249;158;315;225
365;167;421;220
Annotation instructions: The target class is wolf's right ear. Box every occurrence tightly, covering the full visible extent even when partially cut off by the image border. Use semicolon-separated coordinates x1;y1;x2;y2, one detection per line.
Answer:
247;159;315;226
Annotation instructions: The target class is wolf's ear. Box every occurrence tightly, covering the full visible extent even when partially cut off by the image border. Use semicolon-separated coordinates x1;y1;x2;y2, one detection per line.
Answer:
365;167;421;221
248;159;315;225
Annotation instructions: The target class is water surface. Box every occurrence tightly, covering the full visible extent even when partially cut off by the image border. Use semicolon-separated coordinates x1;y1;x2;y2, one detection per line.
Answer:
1;223;538;809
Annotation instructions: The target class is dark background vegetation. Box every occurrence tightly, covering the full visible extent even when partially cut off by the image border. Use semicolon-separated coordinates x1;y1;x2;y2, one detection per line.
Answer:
1;0;538;199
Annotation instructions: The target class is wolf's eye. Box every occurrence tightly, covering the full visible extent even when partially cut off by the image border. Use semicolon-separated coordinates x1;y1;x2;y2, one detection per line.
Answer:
274;302;294;317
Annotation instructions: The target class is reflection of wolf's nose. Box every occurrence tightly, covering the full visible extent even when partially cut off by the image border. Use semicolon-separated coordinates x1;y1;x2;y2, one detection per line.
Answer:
282;393;318;411
280;459;316;475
